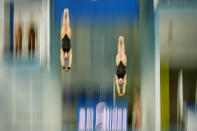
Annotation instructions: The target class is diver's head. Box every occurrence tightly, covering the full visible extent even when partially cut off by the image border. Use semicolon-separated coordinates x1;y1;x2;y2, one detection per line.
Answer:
118;78;124;86
64;52;69;59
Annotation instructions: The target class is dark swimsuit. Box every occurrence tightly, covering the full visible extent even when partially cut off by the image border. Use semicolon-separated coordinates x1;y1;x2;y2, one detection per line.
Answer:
117;61;126;79
62;34;71;52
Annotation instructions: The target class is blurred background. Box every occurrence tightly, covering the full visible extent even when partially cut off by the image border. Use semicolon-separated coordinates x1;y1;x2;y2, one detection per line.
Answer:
159;0;197;130
0;0;197;131
0;0;57;131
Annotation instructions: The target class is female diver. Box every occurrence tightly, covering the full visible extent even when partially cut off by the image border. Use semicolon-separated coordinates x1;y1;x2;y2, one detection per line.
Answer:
115;36;127;96
60;8;72;72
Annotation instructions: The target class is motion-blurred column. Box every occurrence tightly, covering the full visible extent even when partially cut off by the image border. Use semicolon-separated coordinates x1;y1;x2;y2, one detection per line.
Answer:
40;0;50;70
160;58;170;130
139;0;160;131
42;0;62;131
0;0;4;70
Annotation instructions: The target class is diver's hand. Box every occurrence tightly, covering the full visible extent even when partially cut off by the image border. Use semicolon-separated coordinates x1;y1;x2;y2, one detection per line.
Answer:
119;91;126;96
62;66;66;70
119;93;124;96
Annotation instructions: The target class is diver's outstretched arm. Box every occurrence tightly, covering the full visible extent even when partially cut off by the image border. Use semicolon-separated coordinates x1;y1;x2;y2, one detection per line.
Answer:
60;49;65;68
115;75;121;95
122;74;127;95
68;49;72;68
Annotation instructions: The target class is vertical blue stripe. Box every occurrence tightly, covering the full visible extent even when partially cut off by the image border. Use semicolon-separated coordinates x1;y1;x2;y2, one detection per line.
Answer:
10;3;14;53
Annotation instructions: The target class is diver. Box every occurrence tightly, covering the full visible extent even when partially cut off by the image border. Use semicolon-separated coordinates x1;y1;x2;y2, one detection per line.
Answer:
60;8;72;72
115;36;127;96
